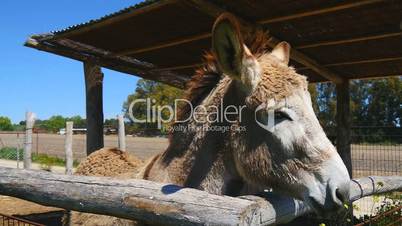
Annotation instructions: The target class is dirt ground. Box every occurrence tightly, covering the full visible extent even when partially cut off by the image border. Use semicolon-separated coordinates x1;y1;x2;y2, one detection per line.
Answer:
0;195;62;216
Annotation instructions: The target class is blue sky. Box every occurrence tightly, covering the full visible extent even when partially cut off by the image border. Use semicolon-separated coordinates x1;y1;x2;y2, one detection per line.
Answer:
0;0;145;123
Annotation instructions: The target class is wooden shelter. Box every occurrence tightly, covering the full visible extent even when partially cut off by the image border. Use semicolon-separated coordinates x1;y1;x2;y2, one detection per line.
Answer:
25;0;402;175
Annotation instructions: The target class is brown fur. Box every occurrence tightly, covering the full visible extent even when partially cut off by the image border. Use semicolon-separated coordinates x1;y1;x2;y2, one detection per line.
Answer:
246;54;308;108
177;28;270;121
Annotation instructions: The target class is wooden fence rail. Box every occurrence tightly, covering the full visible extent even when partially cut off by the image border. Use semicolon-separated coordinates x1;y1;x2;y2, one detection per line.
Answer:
0;167;401;226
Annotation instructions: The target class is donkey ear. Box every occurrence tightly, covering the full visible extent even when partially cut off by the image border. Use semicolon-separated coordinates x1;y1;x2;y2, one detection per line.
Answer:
271;41;290;65
212;13;244;77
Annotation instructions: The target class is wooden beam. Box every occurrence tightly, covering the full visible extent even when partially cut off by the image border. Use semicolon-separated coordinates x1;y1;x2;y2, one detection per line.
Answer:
258;0;384;24
0;167;401;226
153;63;204;71
118;31;402;57
25;37;189;88
336;80;352;177
349;74;402;81
84;62;104;155
116;32;211;56
297;56;402;70
324;56;402;67
185;0;344;84
297;32;402;49
50;0;179;40
157;55;402;73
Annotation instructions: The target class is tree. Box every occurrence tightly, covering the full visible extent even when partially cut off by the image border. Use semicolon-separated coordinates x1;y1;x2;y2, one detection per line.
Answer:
309;76;402;143
42;115;66;133
315;82;337;129
0;116;13;131
364;77;401;127
123;79;183;133
104;118;118;128
66;115;86;128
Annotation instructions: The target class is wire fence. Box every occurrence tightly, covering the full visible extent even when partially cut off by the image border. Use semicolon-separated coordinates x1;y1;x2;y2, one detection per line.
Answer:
328;126;402;225
349;127;401;225
0;213;45;226
0;131;165;168
0;132;24;168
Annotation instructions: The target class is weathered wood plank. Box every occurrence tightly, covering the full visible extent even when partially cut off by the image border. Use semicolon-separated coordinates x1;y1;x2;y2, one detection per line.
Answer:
116;32;211;56
257;0;384;24
0;167;401;226
51;0;179;40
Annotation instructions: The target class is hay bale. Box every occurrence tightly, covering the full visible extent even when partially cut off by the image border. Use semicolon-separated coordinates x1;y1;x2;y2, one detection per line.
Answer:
75;148;143;177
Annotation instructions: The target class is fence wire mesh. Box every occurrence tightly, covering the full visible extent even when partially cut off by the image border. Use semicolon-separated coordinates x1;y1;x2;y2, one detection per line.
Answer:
0;213;45;226
349;127;402;225
0;132;24;168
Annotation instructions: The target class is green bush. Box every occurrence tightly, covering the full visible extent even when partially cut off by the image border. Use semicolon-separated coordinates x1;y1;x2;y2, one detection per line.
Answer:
0;147;23;160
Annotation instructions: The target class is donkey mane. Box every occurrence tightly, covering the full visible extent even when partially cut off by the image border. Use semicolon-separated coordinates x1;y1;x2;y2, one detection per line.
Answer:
177;29;271;121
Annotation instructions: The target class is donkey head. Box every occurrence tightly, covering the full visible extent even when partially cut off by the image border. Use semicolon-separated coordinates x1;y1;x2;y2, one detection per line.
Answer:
212;14;350;214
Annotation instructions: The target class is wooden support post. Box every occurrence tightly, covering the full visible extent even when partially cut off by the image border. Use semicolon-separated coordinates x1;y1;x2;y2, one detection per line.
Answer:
24;112;35;169
336;80;352;177
64;121;73;226
117;114;126;151
84;62;104;156
65;121;73;175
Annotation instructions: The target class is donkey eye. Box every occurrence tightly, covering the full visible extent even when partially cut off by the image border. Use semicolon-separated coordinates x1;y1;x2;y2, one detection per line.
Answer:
274;110;292;121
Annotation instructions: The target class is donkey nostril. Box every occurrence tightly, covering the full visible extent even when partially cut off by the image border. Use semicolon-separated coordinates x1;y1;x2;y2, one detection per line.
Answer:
334;184;350;206
335;188;345;203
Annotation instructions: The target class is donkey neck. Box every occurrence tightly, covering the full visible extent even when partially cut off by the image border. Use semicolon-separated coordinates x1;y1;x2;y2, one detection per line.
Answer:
144;76;247;195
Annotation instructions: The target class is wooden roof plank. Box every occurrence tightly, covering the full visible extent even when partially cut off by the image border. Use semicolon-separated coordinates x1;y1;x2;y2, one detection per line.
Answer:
185;0;344;84
323;56;402;67
297;56;402;71
53;0;178;40
116;32;211;55
258;0;385;24
154;63;205;71
297;32;402;49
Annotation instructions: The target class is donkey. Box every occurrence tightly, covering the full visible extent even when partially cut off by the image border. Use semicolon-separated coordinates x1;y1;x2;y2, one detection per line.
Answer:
73;13;350;225
138;13;350;212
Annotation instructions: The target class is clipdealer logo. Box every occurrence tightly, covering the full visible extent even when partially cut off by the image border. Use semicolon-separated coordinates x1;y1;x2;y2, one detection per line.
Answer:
128;98;277;132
